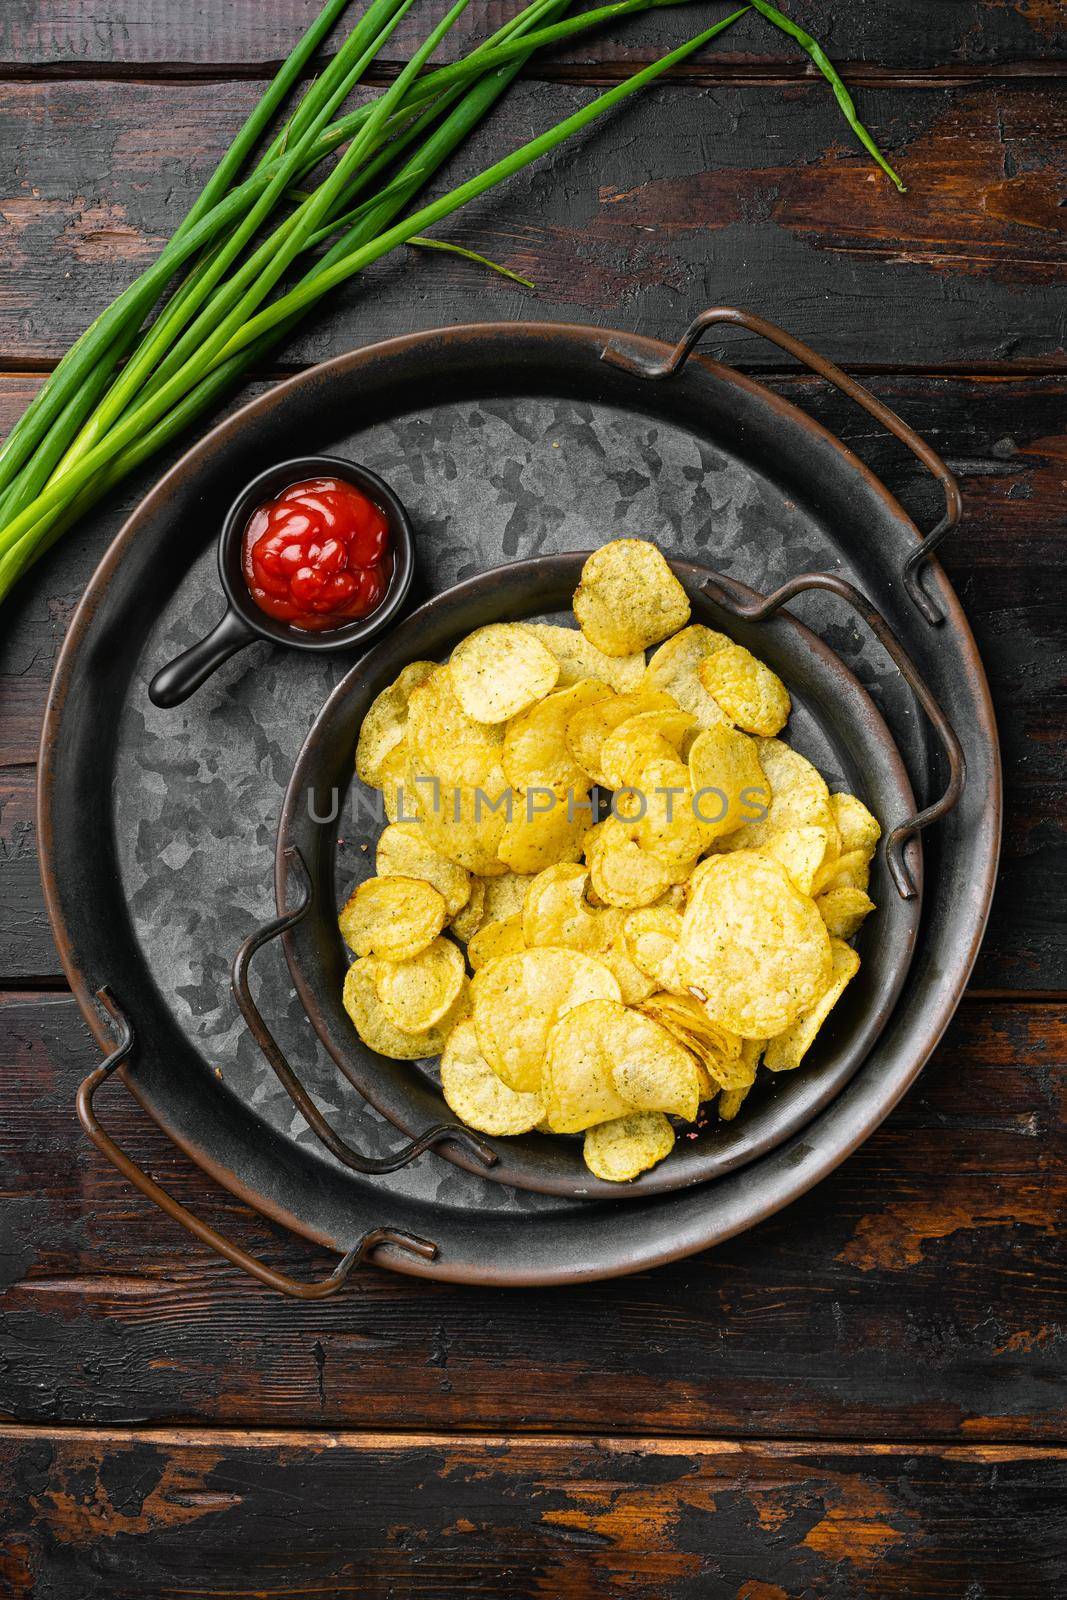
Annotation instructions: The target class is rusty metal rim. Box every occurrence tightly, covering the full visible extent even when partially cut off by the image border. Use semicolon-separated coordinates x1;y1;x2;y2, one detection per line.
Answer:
37;316;1002;1285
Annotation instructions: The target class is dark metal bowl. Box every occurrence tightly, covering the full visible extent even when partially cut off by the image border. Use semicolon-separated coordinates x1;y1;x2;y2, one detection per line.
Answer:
148;454;414;707
277;555;923;1200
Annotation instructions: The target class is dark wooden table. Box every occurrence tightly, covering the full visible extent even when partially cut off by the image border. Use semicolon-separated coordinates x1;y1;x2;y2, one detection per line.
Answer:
1;4;1065;1595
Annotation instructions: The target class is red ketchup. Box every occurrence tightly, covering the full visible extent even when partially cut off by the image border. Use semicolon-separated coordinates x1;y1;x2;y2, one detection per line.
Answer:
242;476;392;632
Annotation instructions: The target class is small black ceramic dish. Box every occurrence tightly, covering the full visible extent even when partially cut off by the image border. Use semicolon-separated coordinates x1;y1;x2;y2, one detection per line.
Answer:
148;455;414;707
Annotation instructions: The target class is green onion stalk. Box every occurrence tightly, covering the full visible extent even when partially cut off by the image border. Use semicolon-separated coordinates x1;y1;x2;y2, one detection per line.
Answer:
0;0;903;600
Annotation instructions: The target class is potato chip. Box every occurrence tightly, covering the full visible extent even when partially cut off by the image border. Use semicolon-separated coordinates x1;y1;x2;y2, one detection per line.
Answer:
811;848;871;898
525;622;645;692
410;751;511;877
449;623;559;723
698;640;790;736
566;689;678;787
583;1112;675;1182
376;822;471;918
497;791;590;874
449;874;486;942
816;884;876;939
759;824;831;897
521;863;602;952
543;998;700;1132
618;755;706;874
343;959;467;1060
372;936;466;1033
599;929;658;1006
638;992;750;1092
440;1020;543;1135
543;998;700;1139
355;661;437;787
379;740;417;824
573;539;691;656
830;791;881;859
471;948;621;1093
482;870;535;925
687;724;771;843
642;625;733;730
501;679;609;796
339;875;447;962
407;663;505;773
468;913;526;971
599;707;695;792
764;938;860;1072
718;1085;751;1121
723;737;834;852
587;816;675;909
623;906;684;990
676;850;832;1038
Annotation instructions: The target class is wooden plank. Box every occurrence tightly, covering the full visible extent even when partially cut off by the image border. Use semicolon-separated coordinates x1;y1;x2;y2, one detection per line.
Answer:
0;79;1064;370
0;1427;1063;1599
2;373;1062;986
0;0;1064;74
1;991;1062;1438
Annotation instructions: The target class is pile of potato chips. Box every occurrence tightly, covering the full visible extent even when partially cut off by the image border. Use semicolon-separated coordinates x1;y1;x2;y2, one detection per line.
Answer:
342;539;879;1183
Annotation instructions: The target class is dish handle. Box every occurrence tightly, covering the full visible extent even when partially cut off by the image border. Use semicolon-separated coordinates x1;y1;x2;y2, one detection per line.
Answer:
76;986;438;1298
699;569;967;900
602;306;962;626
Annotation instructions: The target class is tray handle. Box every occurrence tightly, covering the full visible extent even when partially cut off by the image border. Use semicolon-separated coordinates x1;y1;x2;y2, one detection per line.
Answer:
231;848;498;1177
76;987;437;1298
602;306;962;626
699;570;966;900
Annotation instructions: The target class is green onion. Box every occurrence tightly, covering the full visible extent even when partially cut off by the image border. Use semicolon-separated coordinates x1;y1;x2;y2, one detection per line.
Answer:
0;0;905;602
749;0;906;192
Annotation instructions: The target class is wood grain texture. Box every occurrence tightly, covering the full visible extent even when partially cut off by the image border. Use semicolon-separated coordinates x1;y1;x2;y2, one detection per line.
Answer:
1;991;1062;1437
0;0;1064;75
0;79;1063;370
2;374;1062;986
0;1427;1063;1600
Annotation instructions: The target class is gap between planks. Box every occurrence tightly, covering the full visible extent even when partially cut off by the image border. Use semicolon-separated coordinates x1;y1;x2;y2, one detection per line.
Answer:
0;1422;1064;1457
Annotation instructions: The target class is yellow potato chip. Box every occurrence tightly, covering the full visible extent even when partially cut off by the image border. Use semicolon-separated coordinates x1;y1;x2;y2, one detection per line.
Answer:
543;998;700;1132
355;661;437;787
502;679;610;796
587;816;675;909
440;1019;543;1135
687;723;771;843
583;1112;675;1182
497;790;590;874
468;913;526;971
525;623;645;692
411;754;511;877
449;874;486;943
618;755;706;874
598;929;658;1006
677;850;832;1038
698;640;791;736
723;737;834;852
372;936;466;1033
449;622;559;723
573;539;691;656
642;624;733;730
405;666;510;874
638;993;750;1092
830;791;881;859
521;863;602;952
482;870;536;925
379;739;418;824
338;875;447;962
759;824;832;897
342;959;467;1060
375;822;471;918
406;663;504;773
471;947;621;1093
566;689;680;788
599;707;695;792
623;906;684;990
811;848;871;898
816;884;876;940
718;1085;751;1121
764;938;860;1072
